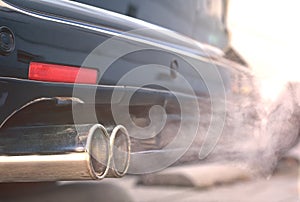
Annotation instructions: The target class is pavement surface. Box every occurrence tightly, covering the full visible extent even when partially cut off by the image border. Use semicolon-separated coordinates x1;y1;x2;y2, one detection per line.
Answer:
114;159;299;202
138;163;251;188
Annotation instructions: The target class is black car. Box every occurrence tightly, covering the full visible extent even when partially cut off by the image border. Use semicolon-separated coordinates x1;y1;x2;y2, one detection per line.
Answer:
0;0;256;183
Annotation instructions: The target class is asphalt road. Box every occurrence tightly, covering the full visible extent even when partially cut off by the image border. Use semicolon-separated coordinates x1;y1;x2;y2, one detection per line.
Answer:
99;158;297;202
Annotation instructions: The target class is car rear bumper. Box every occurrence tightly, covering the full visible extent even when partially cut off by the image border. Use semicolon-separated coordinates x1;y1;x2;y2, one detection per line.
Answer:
0;77;184;127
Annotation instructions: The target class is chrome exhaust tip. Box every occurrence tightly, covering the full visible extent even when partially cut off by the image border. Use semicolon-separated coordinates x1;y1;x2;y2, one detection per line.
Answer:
85;124;111;180
107;125;131;178
0;124;131;182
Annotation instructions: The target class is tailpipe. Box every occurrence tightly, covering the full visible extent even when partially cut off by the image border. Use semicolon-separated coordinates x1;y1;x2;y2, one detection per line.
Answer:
0;124;130;182
107;125;131;178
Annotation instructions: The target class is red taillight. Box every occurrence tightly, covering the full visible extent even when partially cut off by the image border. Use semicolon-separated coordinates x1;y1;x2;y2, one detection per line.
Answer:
29;62;98;84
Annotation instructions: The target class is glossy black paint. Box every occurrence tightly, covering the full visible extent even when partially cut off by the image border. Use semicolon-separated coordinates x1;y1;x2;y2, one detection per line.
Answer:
0;0;222;78
0;0;252;129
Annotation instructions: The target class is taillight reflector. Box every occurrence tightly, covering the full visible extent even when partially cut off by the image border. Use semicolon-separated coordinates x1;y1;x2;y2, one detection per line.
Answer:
29;62;98;84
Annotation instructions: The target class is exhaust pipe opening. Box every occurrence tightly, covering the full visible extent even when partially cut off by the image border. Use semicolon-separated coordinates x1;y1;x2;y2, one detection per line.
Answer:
107;125;131;178
86;124;111;180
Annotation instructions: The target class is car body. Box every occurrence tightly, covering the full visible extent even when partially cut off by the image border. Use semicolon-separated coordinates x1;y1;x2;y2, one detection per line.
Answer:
73;0;229;49
0;0;256;180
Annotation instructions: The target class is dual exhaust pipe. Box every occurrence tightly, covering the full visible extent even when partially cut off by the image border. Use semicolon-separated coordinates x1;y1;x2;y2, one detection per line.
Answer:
0;124;130;182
